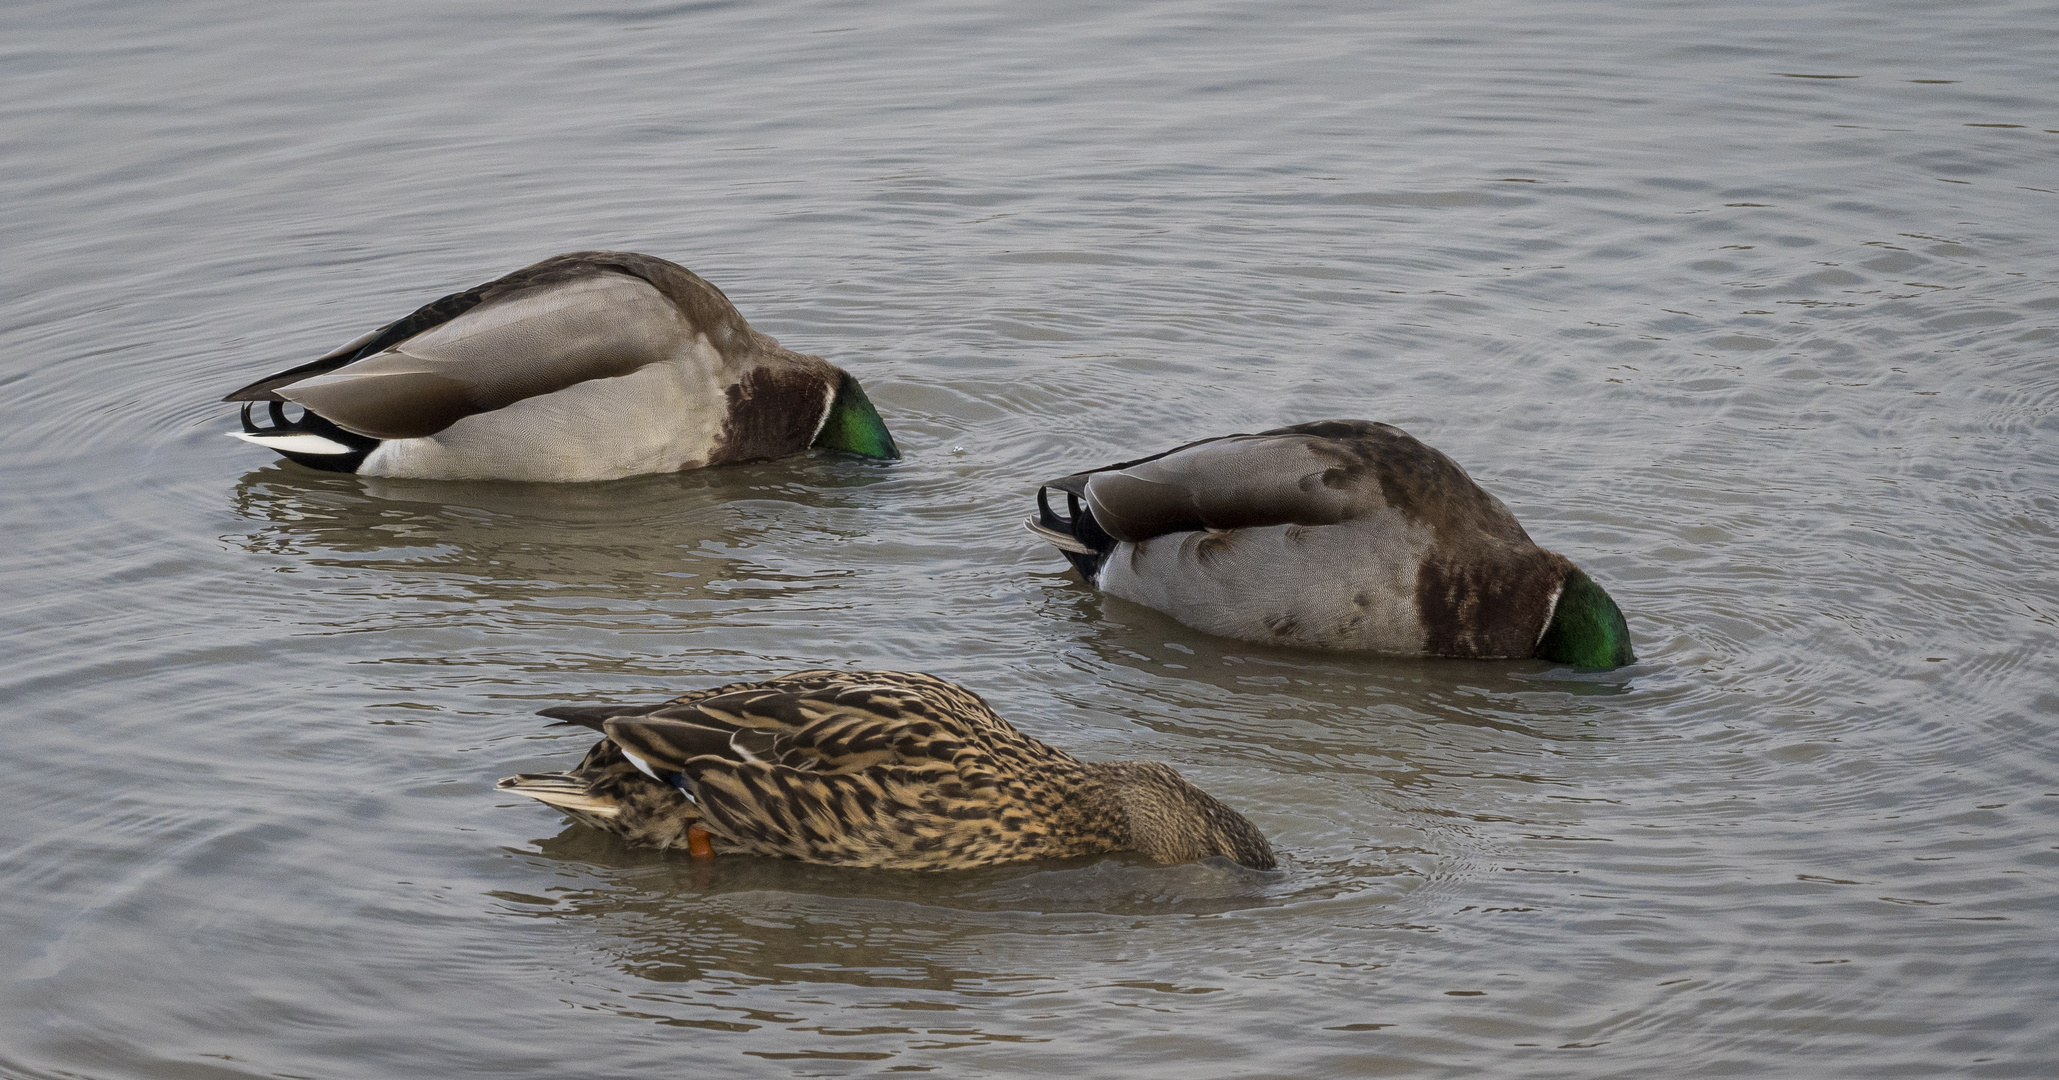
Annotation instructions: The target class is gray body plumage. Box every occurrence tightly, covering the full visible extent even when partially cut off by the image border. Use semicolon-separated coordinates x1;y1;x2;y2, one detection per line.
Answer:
223;252;895;481
1098;505;1442;652
1029;420;1630;663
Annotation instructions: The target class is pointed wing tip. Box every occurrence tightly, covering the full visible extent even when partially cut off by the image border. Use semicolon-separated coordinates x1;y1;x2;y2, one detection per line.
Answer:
1040;474;1090;496
537;705;620;731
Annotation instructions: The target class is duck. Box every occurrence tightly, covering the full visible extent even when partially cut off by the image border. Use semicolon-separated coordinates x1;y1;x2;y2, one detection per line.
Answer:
1024;420;1635;669
496;669;1277;871
222;251;899;482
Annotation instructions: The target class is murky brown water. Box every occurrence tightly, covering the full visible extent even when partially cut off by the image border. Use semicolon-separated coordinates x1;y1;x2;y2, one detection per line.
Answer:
4;1;2057;1076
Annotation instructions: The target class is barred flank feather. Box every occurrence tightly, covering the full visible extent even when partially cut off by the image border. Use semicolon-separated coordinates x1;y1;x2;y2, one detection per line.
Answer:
496;670;1276;871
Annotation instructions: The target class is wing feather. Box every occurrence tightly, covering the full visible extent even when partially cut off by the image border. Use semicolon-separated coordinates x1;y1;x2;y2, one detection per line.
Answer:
515;669;1107;868
274;273;694;439
1080;433;1375;541
1040;420;1526;544
590;671;1063;865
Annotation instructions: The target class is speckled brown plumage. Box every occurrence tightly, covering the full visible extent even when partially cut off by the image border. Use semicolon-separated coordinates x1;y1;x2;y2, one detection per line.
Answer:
496;670;1276;871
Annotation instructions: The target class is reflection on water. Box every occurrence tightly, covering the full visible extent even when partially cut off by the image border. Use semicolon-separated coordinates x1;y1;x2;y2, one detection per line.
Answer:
228;465;761;593
516;825;1321;921
219;458;906;671
226;459;883;574
487;835;1416;1067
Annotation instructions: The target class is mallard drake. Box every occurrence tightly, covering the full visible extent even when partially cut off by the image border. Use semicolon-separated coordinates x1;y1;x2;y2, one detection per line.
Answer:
1025;420;1635;669
222;251;898;481
497;669;1276;871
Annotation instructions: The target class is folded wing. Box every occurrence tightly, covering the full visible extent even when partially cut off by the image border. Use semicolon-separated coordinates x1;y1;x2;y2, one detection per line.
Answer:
1043;427;1388;545
257;272;696;440
597;676;1018;864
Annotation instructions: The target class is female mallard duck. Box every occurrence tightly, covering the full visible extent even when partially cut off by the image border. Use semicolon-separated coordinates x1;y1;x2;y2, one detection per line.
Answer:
497;669;1276;871
222;251;898;481
1025;420;1635;669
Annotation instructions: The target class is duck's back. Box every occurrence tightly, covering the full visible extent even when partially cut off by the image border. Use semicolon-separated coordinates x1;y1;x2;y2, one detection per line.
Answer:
1062;421;1576;656
225;251;854;482
638;671;1127;869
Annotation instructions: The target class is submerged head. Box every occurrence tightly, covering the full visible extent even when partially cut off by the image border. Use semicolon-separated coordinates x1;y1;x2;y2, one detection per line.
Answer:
812;370;900;460
1535;567;1635;669
1104;761;1277;870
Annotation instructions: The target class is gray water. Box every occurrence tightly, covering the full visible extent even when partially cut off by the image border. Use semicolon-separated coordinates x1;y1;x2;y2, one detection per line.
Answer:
4;0;2058;1076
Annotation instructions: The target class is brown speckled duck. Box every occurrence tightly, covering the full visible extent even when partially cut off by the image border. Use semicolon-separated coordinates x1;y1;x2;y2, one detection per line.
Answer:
496;669;1276;871
223;251;897;481
1025;420;1635;669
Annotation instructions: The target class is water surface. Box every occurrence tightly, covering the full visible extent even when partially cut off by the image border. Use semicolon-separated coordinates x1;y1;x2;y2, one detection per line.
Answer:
4;1;2057;1076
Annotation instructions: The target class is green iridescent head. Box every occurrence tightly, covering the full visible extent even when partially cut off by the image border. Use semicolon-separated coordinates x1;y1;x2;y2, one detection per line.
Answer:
1535;568;1635;669
812;371;900;460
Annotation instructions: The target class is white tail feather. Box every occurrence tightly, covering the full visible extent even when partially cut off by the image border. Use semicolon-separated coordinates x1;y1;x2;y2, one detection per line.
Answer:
1023;515;1098;554
619;748;662;780
496;775;622;817
227;431;356;455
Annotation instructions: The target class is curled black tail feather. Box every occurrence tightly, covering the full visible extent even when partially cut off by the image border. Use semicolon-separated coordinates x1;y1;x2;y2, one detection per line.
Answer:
1036;484;1115;580
239;401;380;473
